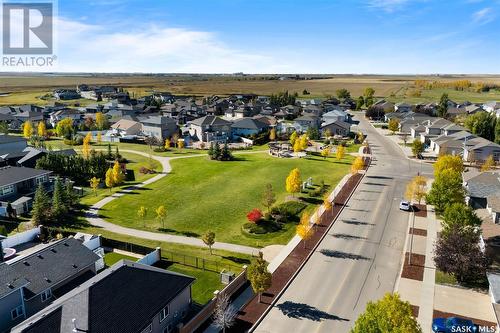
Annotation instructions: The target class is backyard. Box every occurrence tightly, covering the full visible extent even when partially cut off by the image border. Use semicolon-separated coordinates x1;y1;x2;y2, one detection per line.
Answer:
99;151;354;247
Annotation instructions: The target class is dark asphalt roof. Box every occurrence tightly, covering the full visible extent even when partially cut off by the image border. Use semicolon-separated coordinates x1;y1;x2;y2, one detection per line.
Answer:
0;135;27;145
231;118;268;130
21;307;62;333
0;166;52;187
0;238;99;299
190;115;231;127
466;172;500;198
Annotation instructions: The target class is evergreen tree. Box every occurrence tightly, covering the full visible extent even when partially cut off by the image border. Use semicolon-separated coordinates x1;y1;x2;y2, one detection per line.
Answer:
356;96;364;110
437;93;449;118
214;142;222;160
107;143;112;159
52;177;67;221
220;143;233;161
208;142;215;159
32;185;51;226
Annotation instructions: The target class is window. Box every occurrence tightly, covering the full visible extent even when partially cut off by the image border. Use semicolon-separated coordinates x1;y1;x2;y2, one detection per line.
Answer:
0;185;14;196
159;305;169;322
141;323;152;333
11;306;23;320
35;175;46;185
40;289;52;302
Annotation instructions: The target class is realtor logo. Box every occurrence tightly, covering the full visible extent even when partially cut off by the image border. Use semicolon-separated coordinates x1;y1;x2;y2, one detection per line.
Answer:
2;2;53;54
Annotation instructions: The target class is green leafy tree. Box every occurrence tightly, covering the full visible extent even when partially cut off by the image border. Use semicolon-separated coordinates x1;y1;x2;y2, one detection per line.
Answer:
426;169;465;213
55;118;74;139
355;96;364;110
32;185;51;226
0;121;9;134
363;87;375;99
336;88;351;100
247;252;273;303
388;118;400;134
433;154;464;177
350;293;421;333
262;183;276;212
464;111;496;141
437;93;449;118
411;139;424;157
495;117;500;144
137;206;148;227
155;205;167;229
442;203;481;235
202;231;216;254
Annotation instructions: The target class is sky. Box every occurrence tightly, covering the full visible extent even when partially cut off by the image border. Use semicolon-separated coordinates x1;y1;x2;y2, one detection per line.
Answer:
2;0;500;73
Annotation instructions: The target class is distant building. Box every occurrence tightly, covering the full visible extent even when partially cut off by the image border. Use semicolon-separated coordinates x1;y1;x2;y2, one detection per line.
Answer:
0;135;27;155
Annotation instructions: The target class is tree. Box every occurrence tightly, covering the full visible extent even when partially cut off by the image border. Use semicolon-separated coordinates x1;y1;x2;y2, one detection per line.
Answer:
247;208;263;223
82;132;92;159
137;206;148;227
323;197;332;212
293;139;302;153
220;142;233;161
269;128;276;141
202;231;216;254
324;128;332;139
164;138;171;149
299;134;308;151
350;293;421;333
112;160;125;185
105;167;114;192
355;96;364;110
177;139;185;149
296;213;313;248
364;96;374;108
405;175;427;204
95;112;108;130
6;202;14;220
52;177;67;221
247;252;272;303
0;121;9;134
285;168;302;196
155;205;167;229
37;121;47;138
411;139;424;157
363;87;375;99
496;116;500;144
336;145;345;160
89;177;100;197
32;185;51;226
442;203;482;235
336;88;351;100
64;180;77;208
351;156;365;174
321;147;331;159
437;93;449;118
289;131;298;146
365;106;384;120
55;118;74;139
23;120;33;139
388;118;400;134
434;225;489;283
262;183;276;212
464;111;496;141
426;169;465;213
433;154;464;177
213;293;237;333
306;127;320;140
481;155;495;171
96;132;102;144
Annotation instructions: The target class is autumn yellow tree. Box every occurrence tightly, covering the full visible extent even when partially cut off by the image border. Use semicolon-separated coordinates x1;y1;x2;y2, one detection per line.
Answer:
323;196;333;212
37;121;47;138
112;160;125;185
95;112;108;130
96;132;102;144
321;147;331;159
293;139;302;153
89;177;100;196
164;138;171;150
23;121;33;139
172;133;180;148
388;118;400;134
82;132;92;159
481;155;495;172
296;212;314;248
269;128;276;141
351;156;365;174
299;134;308;151
434;154;464;177
105;168;114;192
177;139;185;149
289;131;298;146
405;175;428;204
156;205;166;229
336;145;345;160
137;206;148;227
285;168;302;196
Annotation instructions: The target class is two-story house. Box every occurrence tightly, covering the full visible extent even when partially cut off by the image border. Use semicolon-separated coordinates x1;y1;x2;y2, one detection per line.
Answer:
231;118;269;139
0;136;27;156
12;260;195;333
188;115;232;143
0;237;100;333
139;115;178;141
293;114;320;133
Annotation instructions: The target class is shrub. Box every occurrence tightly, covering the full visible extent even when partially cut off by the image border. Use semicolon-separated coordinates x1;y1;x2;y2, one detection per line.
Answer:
247;208;263;223
139;166;155;174
242;221;281;234
153;147;166;153
270;201;307;218
0;225;7;236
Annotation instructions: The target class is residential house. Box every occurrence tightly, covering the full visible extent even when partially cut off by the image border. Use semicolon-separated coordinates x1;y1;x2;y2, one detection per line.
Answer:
321;110;349;123
110;119;142;137
12;260;195;333
53;90;80;100
394;102;413;113
293;114;320;133
231;118;269;139
49;109;83;128
0;136;27;156
487;196;500;224
188;115;232;143
373;99;395;113
486;273;500;328
302;105;323;117
418;118;454;144
0;237;100;333
0;166;53;216
139;115;178;141
321;119;351;136
483;101;500;114
464;171;500;209
463;139;500;163
16;147;76;169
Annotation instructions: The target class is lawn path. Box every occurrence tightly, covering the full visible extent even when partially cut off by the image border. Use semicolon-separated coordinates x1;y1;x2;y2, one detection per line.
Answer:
85;148;260;255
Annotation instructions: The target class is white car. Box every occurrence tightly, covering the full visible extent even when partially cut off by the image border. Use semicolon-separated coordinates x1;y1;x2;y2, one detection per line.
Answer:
399;201;411;211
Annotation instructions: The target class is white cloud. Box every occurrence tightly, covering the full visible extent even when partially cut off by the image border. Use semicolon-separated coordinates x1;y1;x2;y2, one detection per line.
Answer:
364;0;413;12
472;7;495;24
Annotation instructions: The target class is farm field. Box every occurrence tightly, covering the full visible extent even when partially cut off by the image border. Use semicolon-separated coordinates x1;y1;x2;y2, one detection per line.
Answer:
100;152;354;247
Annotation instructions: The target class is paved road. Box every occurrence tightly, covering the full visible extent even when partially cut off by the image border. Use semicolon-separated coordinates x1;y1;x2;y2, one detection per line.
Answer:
254;113;433;332
85;149;260;256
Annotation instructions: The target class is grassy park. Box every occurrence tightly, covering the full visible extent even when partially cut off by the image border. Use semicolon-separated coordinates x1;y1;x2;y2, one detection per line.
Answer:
100;151;354;247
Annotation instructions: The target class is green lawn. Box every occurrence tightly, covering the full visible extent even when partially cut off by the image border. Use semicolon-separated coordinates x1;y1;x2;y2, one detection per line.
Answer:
435;270;458;285
103;252;138;266
387;87;500;104
101;152;353;247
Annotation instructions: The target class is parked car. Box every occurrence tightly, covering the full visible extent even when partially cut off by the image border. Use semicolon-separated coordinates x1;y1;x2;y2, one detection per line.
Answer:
399;200;411;211
432;317;477;333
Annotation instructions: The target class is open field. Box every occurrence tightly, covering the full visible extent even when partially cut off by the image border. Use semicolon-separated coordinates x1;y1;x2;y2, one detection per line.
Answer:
2;74;500;105
100;152;353;247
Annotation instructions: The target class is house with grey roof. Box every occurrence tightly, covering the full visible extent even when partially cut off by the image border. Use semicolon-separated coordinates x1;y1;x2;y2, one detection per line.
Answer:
188;115;232;143
0;237;100;333
321;119;351;136
293;114;320;133
463;138;500;163
139;115;178;141
394;102;413;113
12;260;194;333
373;99;395;113
231;118;269;139
0;136;27;156
487;273;500;328
464;171;500;209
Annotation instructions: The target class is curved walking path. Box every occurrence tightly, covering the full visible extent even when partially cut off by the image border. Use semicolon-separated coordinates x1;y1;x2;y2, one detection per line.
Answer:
85;148;260;256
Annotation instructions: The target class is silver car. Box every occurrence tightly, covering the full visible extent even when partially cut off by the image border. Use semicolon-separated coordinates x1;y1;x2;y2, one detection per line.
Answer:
399;201;411;211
